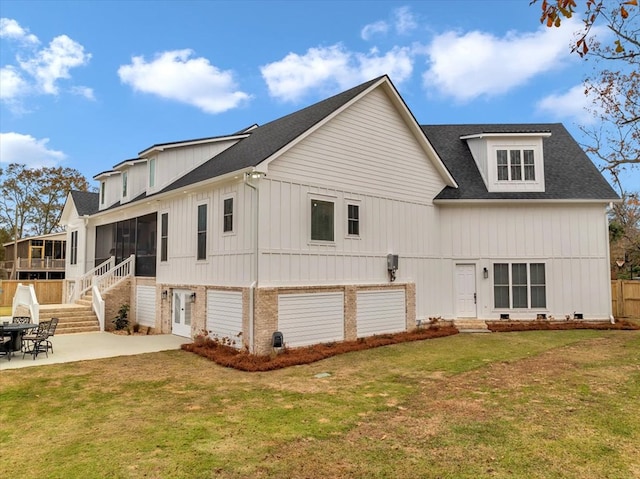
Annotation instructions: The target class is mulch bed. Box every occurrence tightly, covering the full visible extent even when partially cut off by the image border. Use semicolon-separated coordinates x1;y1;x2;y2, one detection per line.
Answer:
486;319;640;332
181;325;458;372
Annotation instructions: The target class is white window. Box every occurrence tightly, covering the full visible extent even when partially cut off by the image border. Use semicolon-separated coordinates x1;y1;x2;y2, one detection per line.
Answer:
100;181;105;205
122;171;128;197
149;158;156;188
160;213;168;262
311;199;334;242
493;263;546;309
347;203;360;236
197;204;207;260
223;197;234;233
496;149;535;181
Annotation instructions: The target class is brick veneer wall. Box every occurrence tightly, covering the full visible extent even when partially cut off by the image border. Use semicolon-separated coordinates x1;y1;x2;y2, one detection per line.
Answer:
252;282;416;355
102;279;132;331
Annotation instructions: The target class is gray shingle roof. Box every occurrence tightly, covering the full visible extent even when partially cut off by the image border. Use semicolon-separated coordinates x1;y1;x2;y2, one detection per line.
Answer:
70;190;99;216
160;76;385;194
422;123;619;201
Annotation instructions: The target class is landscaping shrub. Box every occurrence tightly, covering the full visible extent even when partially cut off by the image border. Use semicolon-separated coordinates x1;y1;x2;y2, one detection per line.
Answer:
486;319;640;332
182;325;458;371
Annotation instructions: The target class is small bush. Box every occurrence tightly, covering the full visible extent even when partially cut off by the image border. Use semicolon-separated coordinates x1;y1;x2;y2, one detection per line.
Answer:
112;304;130;331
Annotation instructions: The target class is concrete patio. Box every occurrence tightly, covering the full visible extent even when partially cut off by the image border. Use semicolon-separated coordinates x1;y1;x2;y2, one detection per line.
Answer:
0;330;189;370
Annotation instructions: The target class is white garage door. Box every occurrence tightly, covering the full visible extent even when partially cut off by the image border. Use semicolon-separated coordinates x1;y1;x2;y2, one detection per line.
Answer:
278;292;344;348
357;289;406;337
206;290;243;348
136;285;156;328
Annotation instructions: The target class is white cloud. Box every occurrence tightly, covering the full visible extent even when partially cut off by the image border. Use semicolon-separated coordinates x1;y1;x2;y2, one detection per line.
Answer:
536;83;601;124
70;85;95;100
1;20;91;105
118;49;250;114
361;21;388;41
0;18;39;44
361;6;417;41
0;66;28;100
422;20;581;102
261;44;413;102
19;35;91;95
394;6;417;35
0;132;66;168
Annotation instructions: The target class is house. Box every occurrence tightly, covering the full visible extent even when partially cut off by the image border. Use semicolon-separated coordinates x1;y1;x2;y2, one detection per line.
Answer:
59;75;619;354
1;232;67;280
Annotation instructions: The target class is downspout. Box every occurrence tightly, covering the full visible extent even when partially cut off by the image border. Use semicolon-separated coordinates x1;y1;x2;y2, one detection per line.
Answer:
244;171;263;352
606;203;615;324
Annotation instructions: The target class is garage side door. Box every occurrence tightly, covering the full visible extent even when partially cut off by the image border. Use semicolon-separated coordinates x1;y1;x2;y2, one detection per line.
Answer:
206;290;243;348
357;290;406;337
136;285;156;328
278;292;344;348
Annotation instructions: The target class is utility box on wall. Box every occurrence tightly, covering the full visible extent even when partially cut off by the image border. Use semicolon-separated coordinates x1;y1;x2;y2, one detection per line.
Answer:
387;254;399;271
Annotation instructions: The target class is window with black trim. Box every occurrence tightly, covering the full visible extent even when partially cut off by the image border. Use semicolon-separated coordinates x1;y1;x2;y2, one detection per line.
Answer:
347;204;359;236
493;262;546;308
197;204;207;260
311;199;334;241
160;213;168;262
223;198;233;233
70;230;78;265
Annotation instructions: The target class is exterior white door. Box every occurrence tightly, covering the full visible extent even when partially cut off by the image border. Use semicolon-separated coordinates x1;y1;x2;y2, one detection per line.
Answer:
172;290;192;338
456;264;477;318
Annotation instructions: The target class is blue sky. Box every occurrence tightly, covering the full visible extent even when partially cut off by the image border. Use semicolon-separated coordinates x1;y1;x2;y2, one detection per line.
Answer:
1;0;637;192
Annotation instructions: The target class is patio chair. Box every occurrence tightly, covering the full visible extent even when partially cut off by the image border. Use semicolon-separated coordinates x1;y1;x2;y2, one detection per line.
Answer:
43;318;59;354
22;320;51;360
0;325;12;361
12;316;32;324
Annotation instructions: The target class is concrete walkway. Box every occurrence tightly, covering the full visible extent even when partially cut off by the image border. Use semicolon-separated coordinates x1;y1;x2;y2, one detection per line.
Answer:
0;332;189;370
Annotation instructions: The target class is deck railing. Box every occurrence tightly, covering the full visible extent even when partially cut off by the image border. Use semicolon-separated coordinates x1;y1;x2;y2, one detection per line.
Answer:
0;258;66;271
93;255;135;296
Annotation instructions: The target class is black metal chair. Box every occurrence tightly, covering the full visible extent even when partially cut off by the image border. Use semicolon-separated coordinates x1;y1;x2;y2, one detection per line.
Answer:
43;318;59;354
0;325;13;361
12;316;32;324
22;320;51;360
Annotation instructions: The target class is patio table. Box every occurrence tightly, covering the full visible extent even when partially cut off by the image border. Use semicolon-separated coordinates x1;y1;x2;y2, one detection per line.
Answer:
0;323;37;351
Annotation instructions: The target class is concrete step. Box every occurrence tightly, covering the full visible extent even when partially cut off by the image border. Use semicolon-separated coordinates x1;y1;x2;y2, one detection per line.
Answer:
39;303;100;335
453;319;491;333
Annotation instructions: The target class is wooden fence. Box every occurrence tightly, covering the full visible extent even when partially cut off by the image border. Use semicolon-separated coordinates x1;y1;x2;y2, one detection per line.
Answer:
612;280;640;318
0;280;63;306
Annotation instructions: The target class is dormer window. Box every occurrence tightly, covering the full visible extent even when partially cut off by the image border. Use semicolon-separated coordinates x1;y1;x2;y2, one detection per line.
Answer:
461;131;549;193
497;149;535;182
122;171;128;197
149;158;156;188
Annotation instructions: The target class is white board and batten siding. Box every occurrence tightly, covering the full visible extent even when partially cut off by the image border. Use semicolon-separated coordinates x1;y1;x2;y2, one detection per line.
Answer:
356;289;406;337
277;292;344;348
135;285;156;327
206;290;244;348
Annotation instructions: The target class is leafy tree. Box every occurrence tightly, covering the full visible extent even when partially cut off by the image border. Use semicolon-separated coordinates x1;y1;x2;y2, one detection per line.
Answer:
0;163;91;240
0;227;11;262
532;1;639;192
609;192;640;278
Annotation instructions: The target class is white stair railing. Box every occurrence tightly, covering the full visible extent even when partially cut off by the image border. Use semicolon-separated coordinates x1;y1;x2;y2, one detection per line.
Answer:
92;285;106;331
70;257;115;302
93;254;135;296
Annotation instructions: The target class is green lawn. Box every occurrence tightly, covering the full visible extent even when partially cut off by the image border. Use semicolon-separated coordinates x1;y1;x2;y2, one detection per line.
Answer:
1;330;639;479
